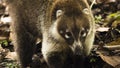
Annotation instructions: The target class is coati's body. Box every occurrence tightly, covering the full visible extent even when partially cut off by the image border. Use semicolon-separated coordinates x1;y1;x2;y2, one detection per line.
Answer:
3;0;95;68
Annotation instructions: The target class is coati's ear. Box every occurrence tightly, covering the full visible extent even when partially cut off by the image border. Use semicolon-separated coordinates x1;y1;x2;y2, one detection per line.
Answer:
56;10;63;18
82;8;90;15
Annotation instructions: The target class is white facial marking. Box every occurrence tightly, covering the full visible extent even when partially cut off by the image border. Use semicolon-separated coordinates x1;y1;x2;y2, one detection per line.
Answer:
81;27;85;31
60;30;63;34
82;32;86;37
66;29;69;32
65;29;71;39
81;27;87;37
65;34;70;39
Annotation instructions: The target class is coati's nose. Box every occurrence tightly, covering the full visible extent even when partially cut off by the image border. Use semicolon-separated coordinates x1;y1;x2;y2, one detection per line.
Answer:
74;46;83;55
73;41;83;55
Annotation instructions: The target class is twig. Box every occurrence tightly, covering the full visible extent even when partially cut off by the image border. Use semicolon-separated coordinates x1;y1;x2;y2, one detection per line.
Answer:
90;0;96;9
103;45;120;50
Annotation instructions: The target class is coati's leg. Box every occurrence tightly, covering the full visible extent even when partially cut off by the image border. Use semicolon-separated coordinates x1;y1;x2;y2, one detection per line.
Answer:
4;1;38;67
10;17;37;68
13;27;37;68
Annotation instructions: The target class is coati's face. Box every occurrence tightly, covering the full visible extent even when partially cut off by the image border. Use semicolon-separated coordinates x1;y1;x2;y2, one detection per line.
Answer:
48;0;95;56
50;9;94;57
57;14;90;56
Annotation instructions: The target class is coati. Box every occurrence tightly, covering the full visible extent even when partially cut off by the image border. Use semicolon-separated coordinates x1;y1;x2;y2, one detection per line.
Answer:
3;0;95;68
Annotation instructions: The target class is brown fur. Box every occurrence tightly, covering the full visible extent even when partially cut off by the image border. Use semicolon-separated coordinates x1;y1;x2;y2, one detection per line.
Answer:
42;0;95;68
3;0;95;68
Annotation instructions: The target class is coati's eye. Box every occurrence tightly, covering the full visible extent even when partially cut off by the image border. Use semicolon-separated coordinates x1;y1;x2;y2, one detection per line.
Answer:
81;31;87;38
59;30;74;44
65;31;72;39
80;28;86;37
80;28;89;41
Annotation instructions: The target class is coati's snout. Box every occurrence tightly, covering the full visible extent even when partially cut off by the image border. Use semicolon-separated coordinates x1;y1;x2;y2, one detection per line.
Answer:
72;40;83;56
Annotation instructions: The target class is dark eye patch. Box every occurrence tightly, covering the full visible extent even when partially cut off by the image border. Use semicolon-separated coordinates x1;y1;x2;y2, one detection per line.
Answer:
81;30;87;37
80;28;89;42
59;29;74;44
